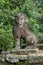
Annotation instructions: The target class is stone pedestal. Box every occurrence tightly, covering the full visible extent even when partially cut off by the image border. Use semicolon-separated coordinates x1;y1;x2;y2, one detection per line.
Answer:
5;54;27;63
0;48;43;64
29;53;43;63
5;48;38;63
11;48;38;54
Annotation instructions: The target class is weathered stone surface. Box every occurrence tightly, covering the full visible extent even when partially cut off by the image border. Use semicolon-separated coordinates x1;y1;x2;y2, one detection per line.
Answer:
5;54;19;63
18;55;27;60
0;54;5;62
5;53;43;63
1;49;43;64
29;53;43;63
5;54;27;63
1;51;11;54
11;48;38;54
0;48;39;63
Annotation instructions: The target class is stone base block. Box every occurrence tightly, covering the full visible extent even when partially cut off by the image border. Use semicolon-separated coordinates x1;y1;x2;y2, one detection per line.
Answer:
11;48;38;54
29;53;43;63
5;54;27;63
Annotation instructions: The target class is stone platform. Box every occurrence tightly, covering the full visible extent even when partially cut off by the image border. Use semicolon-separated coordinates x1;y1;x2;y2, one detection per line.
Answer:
5;51;43;63
0;48;38;62
29;53;43;63
5;54;27;63
11;48;38;54
4;48;39;63
0;49;43;64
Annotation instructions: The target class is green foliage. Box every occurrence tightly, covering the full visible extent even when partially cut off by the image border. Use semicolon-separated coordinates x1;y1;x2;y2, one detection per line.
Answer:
0;28;14;50
0;0;43;51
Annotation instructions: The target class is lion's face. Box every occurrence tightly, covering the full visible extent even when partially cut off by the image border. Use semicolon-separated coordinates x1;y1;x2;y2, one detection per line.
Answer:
15;13;28;27
18;15;26;27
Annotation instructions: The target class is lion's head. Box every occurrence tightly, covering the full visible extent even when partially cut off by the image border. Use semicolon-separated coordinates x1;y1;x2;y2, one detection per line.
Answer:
14;13;28;27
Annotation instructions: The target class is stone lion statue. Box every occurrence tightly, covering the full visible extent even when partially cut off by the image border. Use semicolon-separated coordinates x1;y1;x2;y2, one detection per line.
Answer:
12;12;39;49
